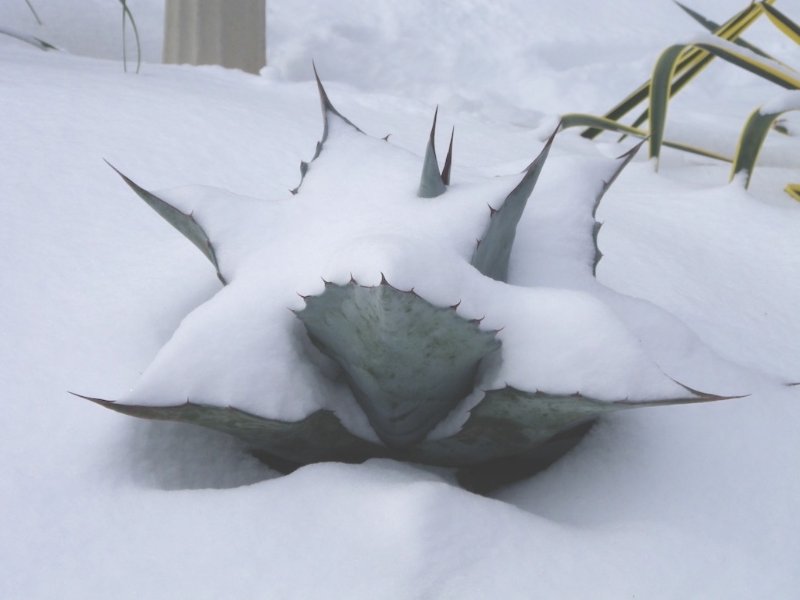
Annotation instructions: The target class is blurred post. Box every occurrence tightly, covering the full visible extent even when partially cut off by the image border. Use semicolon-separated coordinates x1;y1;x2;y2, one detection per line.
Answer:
163;0;266;74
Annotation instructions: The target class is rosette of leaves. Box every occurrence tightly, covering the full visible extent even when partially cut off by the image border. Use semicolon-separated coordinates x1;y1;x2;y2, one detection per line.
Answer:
77;69;735;491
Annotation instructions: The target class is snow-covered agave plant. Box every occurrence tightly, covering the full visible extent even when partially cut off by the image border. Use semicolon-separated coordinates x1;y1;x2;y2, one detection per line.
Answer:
79;71;733;490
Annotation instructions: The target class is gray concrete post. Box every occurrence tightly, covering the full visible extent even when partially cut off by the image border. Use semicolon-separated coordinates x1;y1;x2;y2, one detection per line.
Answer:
163;0;266;74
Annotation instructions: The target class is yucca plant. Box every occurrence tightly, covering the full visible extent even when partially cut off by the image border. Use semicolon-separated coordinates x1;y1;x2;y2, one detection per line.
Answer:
2;0;141;73
563;1;800;198
77;70;737;491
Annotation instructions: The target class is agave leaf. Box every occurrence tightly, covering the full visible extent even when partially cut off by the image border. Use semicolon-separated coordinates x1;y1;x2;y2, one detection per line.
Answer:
601;139;645;195
649;44;688;165
454;420;596;493
297;280;500;448
562;113;732;162
625;53;714;135
674;1;773;59
418;107;447;198
313;62;363;142
649;36;799;166
441;126;455;186
760;2;800;45
291;64;364;194
73;393;384;465
415;383;740;468
106;162;227;284
471;126;558;282
592;140;645;274
731;103;800;188
23;0;43;25
413;388;617;467
76;376;739;471
580;1;768;139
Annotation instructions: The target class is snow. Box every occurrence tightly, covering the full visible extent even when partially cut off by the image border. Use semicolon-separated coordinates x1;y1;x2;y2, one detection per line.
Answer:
2;0;800;598
761;89;800;114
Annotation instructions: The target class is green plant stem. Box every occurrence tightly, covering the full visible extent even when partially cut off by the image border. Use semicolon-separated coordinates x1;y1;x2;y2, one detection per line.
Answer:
120;0;141;74
23;0;42;25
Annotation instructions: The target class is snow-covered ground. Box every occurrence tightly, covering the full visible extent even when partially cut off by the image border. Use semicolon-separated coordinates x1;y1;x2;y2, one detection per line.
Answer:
2;1;799;598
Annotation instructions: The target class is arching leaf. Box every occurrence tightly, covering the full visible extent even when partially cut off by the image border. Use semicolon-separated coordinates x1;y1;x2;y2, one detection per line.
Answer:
106;162;227;284
731;99;800;188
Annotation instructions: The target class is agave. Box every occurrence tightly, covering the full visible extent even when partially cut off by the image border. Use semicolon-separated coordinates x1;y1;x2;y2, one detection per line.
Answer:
78;69;735;491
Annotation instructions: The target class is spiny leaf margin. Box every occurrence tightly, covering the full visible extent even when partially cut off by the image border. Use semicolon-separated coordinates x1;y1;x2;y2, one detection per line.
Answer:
105;161;227;284
592;140;646;275
291;64;365;194
470;124;559;282
418;107;447;198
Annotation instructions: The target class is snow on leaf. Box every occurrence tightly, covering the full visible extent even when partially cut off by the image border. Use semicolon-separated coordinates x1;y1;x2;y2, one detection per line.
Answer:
86;72;739;486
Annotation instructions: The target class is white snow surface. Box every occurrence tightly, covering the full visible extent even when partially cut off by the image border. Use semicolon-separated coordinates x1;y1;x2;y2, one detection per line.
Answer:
2;1;800;598
761;89;800;114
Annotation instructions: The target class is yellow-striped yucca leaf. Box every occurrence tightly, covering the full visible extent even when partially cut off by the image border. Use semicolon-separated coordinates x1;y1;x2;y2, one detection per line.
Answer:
731;94;800;188
690;36;800;88
760;2;800;45
625;54;714;133
620;0;775;133
649;35;800;166
648;45;686;165
674;1;773;59
561;113;732;162
786;183;800;201
581;1;771;140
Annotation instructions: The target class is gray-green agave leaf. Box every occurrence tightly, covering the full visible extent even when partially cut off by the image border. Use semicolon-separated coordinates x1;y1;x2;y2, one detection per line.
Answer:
106;161;227;284
297;279;500;448
74;392;379;466
471;125;558;282
417;107;448;198
592;139;645;273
